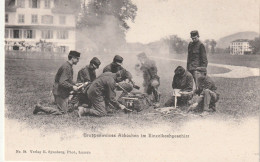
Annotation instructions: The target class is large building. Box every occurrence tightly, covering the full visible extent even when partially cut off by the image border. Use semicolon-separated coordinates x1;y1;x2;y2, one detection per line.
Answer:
5;0;78;53
230;39;252;55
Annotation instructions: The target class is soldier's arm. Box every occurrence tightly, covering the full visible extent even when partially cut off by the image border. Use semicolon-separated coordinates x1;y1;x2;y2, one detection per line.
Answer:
76;69;84;83
59;67;74;90
103;65;110;73
200;44;208;67
107;80;120;108
187;43;192;69
210;79;217;91
183;75;193;92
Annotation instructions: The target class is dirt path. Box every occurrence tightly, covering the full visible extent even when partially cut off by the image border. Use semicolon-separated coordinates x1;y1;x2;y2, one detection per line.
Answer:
152;56;260;78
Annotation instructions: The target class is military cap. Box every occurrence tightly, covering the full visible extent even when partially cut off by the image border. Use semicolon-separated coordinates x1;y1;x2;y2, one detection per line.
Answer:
113;55;123;65
174;66;185;75
196;67;207;73
68;50;80;57
190;30;199;38
90;57;101;68
137;52;147;59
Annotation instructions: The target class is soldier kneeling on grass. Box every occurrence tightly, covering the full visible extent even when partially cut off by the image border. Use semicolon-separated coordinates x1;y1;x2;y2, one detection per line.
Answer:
188;67;220;113
33;51;81;115
77;69;130;117
164;66;194;107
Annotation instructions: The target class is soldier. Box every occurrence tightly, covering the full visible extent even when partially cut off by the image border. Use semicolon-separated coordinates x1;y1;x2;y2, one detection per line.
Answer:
77;57;101;83
188;67;219;113
103;55;133;93
33;51;81;115
69;57;101;110
164;66;194;107
136;52;160;103
103;55;124;73
187;30;208;88
78;69;129;117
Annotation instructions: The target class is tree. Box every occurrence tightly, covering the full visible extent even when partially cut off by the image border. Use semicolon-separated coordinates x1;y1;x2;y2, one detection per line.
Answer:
210;39;217;54
77;0;137;52
204;39;210;53
163;35;188;54
249;37;260;55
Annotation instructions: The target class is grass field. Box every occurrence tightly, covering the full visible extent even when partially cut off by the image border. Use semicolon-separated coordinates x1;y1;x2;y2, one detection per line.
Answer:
5;53;260;134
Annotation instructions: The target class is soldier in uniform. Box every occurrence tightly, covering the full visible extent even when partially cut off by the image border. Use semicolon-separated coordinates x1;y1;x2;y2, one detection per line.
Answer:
103;55;124;73
33;51;81;115
187;30;208;88
69;57;101;110
77;57;101;83
136;52;160;103
164;66;194;107
77;69;129;117
188;67;219;113
103;55;133;93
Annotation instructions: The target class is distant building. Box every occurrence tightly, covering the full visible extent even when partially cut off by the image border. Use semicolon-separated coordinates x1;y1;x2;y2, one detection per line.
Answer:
230;39;252;55
5;0;78;53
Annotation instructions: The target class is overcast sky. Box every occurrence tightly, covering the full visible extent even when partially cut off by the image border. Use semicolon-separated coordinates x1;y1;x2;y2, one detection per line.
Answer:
126;0;260;43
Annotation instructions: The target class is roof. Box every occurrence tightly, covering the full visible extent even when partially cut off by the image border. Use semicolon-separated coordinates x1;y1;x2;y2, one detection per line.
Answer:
231;39;250;43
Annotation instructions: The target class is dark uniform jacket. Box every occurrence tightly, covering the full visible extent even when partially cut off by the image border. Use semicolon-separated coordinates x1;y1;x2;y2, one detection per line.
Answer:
187;40;208;71
140;59;159;83
103;62;124;73
172;71;193;92
87;72;120;107
52;61;75;98
77;65;96;83
196;75;217;95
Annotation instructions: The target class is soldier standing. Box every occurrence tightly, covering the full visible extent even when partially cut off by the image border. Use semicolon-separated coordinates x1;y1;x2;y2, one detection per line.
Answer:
33;51;81;115
187;30;208;88
136;52;160;103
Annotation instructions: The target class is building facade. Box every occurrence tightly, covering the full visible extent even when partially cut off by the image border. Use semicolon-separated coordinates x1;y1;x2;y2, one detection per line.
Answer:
5;0;77;53
230;39;252;55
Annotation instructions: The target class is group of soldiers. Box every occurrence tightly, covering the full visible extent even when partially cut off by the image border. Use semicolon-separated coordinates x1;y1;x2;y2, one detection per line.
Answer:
33;30;219;117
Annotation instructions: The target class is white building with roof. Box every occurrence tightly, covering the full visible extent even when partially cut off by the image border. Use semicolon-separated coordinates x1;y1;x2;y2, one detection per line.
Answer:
5;0;78;53
229;39;252;55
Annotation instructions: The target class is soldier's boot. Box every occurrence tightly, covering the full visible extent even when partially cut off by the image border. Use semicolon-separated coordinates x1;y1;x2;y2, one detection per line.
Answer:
78;106;90;118
33;104;63;115
33;104;42;114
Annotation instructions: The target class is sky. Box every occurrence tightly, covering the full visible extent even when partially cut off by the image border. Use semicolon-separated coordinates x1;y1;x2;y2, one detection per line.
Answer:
126;0;260;43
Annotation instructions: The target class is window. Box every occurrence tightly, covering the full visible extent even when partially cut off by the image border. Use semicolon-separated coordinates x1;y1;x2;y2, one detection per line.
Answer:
5;14;8;23
44;0;50;8
18;14;25;23
31;14;38;23
31;0;40;8
13;29;23;39
57;30;68;39
59;16;66;24
24;30;35;39
42;30;53;39
17;0;25;8
5;29;9;38
42;15;53;24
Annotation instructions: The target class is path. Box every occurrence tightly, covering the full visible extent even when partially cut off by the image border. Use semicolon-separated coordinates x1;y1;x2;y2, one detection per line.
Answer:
152;56;260;78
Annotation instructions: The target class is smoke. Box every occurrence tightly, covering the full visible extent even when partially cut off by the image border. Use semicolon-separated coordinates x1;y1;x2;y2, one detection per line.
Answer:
76;15;126;55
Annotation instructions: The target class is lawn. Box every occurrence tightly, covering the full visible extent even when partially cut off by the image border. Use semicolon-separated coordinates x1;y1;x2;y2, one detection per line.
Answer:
5;53;260;134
